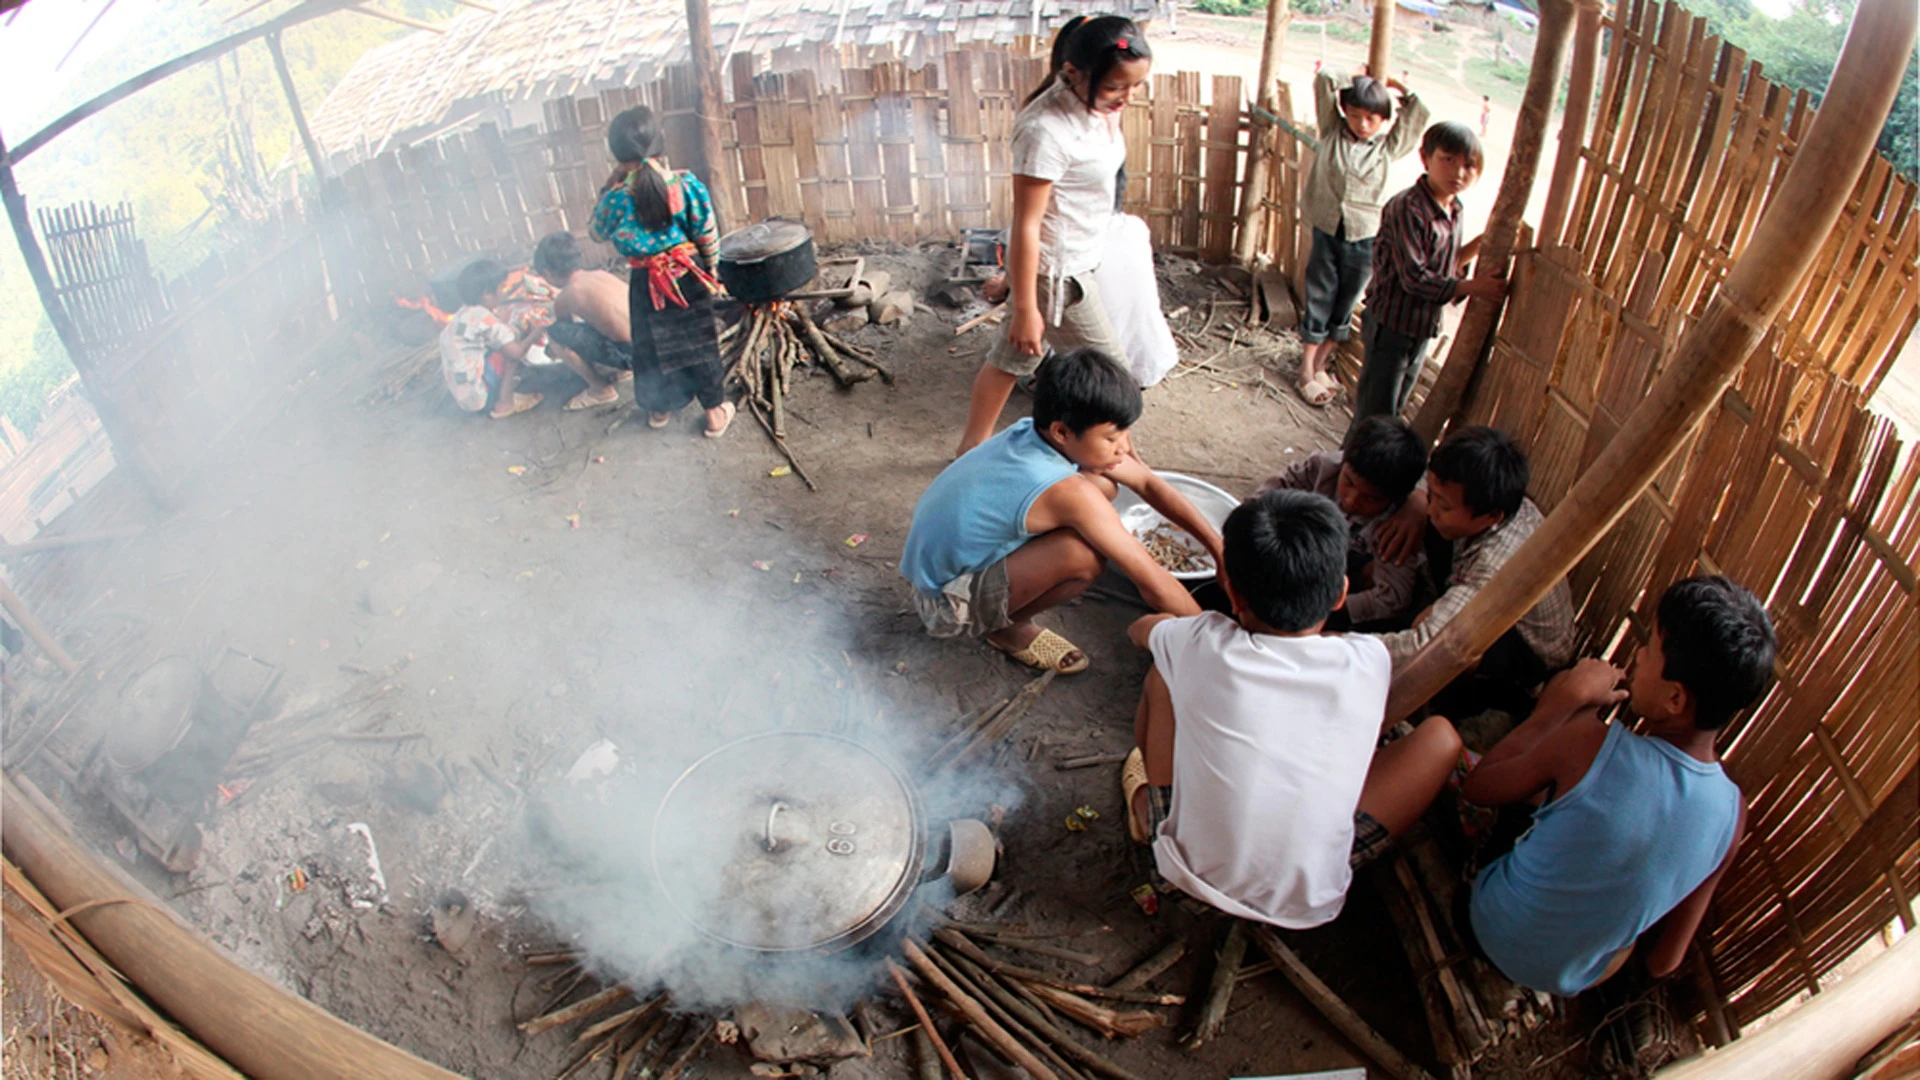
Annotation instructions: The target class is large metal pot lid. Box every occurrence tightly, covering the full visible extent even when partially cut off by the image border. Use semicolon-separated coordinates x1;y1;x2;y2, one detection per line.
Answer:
716;220;813;264
107;655;203;773
651;732;924;953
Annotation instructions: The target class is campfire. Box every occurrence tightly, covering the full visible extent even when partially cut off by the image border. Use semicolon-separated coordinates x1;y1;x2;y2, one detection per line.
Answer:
392;294;451;324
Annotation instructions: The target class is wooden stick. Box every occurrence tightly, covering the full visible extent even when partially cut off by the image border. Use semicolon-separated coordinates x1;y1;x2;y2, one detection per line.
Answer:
795;308;871;387
1018;982;1163;1041
1386;0;1917;721
1054;752;1132;771
519;984;632;1037
921;692;1017;773
910;1024;945;1080
887;958;969;1080
745;400;819;492
820;329;876;360
0;525;146;559
960;930;1103;967
845;350;896;385
658;1021;712;1080
902;940;1059;1080
1185;921;1247;1048
926;944;1090;1080
940;670;1057;770
1232;0;1291;266
932;930;1183;1006
1109;939;1187;992
574;996;664;1043
1537;0;1603;247
0;579;78;674
955;304;1005;335
940;952;1145;1080
1245;924;1435;1080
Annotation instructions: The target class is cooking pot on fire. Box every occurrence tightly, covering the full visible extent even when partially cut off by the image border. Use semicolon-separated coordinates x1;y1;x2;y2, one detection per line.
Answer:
716;220;817;303
650;732;994;955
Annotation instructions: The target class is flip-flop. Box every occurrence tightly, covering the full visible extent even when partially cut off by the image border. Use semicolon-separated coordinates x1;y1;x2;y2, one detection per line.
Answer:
990;628;1089;675
565;387;620;411
1295;373;1337;408
703;400;737;439
490;392;542;419
647;411;675;429
611;369;634;384
1122;748;1152;844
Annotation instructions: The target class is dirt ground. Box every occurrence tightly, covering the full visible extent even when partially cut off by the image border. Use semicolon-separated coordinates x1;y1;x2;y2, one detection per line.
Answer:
0;235;1634;1080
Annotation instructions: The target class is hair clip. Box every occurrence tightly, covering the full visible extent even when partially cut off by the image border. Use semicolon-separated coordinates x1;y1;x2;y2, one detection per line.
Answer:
1116;36;1130;49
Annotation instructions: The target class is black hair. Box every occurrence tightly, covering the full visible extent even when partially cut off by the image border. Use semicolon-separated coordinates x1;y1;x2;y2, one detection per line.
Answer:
1422;120;1485;170
532;232;583;281
1030;348;1141;434
1654;576;1777;730
1221;489;1350;633
1428;425;1528;520
456;258;512;306
1024;15;1151;109
1338;76;1394;120
1341;415;1427;503
607;106;673;230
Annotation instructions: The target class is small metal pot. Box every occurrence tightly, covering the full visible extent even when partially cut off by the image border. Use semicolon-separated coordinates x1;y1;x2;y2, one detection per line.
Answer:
716;220;817;303
650;732;993;955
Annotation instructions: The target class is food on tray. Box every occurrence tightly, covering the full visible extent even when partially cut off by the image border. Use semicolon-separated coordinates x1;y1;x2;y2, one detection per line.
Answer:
1141;522;1214;574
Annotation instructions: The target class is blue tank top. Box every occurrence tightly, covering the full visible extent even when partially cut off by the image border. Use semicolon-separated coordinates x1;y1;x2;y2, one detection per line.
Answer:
1469;723;1740;996
900;419;1079;594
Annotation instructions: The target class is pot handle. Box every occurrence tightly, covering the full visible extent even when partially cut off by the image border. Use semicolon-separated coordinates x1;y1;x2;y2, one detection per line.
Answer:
765;801;788;852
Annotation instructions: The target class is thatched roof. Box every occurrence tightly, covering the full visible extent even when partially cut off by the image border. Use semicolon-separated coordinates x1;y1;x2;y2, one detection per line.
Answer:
309;0;1166;162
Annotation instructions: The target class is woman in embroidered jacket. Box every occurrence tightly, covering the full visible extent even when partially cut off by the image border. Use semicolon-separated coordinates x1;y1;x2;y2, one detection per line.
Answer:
591;105;736;438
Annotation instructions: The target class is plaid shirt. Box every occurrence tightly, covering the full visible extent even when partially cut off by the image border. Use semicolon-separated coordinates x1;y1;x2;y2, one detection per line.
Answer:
1365;176;1463;339
1380;498;1578;669
1255;450;1420;625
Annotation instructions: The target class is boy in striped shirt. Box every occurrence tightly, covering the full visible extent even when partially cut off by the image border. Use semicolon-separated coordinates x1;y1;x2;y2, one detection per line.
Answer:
1349;121;1507;431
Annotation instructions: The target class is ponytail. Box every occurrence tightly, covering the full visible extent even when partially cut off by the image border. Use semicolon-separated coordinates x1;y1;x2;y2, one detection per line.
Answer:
1023;15;1091;106
607;106;674;230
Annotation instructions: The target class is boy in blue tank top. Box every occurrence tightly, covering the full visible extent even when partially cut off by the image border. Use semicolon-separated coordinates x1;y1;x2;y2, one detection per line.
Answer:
1462;576;1776;996
900;348;1221;674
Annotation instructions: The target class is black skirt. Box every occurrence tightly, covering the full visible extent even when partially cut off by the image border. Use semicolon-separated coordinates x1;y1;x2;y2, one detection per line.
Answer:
629;271;726;413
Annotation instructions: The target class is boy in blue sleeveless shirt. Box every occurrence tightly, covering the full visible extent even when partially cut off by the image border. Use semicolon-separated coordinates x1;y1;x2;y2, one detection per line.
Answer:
901;349;1221;674
1463;576;1775;995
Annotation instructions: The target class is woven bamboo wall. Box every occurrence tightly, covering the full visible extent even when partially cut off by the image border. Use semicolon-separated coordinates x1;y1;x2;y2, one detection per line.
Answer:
1461;0;1919;1027
313;40;1291;312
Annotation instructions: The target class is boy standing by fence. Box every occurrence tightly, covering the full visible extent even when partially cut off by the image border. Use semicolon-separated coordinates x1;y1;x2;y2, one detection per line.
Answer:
1295;72;1429;408
1350;122;1507;429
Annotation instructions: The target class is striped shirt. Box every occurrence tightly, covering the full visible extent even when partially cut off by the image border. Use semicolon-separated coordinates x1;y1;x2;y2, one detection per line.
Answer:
1365;176;1463;339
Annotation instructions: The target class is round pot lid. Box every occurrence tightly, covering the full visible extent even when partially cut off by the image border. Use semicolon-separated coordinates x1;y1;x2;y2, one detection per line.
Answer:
107;655;203;773
651;732;924;953
716;220;813;265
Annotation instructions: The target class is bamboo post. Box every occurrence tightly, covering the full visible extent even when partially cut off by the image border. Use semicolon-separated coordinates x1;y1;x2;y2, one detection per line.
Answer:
1657;931;1920;1080
1386;0;1918;721
1232;0;1291;266
1536;0;1602;248
264;31;327;181
1410;0;1576;445
0;580;78;675
1368;0;1393;83
0;773;465;1079
685;0;743;230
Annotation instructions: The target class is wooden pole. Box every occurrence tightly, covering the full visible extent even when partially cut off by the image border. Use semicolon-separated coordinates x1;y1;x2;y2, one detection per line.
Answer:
1657;931;1920;1080
1537;0;1602;248
1;773;466;1080
1410;0;1575;445
1232;0;1291;266
263;31;327;181
0;580;78;674
0;129;168;503
684;0;742;231
1368;0;1393;82
1386;0;1917;721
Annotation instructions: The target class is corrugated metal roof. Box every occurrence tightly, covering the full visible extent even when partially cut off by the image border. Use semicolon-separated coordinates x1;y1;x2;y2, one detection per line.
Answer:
310;0;1165;160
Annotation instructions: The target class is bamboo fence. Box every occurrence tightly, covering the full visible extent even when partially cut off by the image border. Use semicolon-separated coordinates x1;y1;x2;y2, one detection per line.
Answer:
311;39;1293;312
1459;0;1918;1027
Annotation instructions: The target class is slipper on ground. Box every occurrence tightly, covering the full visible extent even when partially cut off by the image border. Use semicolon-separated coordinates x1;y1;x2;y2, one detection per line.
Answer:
991;628;1089;675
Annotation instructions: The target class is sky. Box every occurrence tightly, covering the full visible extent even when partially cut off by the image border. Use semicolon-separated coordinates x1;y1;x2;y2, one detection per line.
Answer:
0;0;163;138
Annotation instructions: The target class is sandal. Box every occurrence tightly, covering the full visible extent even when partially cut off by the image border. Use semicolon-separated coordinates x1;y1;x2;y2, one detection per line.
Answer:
565;386;621;411
647;411;675;429
1294;373;1337;408
703;400;737;439
990;628;1089;675
489;392;542;418
1122;748;1152;843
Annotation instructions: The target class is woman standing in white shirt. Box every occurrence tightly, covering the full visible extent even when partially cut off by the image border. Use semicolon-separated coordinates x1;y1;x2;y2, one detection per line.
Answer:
955;16;1153;457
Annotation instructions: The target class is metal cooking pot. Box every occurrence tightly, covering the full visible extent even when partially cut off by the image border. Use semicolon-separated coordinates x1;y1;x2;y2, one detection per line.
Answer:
650;732;993;955
716;220;817;303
